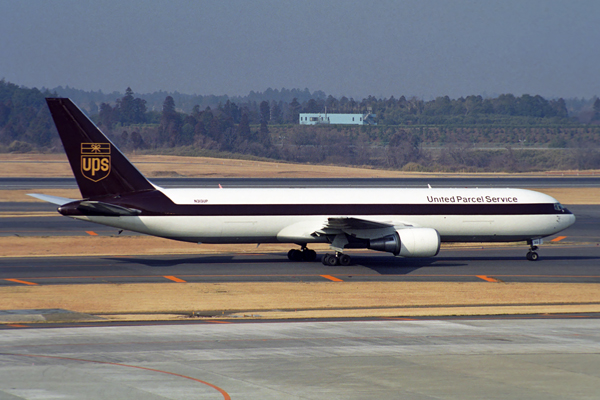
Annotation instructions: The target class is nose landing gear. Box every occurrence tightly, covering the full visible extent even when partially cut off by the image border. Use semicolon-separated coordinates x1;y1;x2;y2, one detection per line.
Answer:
526;239;542;261
526;248;539;261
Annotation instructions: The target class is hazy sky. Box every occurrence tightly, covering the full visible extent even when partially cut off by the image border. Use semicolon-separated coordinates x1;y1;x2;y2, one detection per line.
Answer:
1;0;599;99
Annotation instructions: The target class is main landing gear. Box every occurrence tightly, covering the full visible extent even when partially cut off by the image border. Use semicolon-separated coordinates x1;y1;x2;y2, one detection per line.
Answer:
526;239;541;261
322;252;351;266
287;247;317;262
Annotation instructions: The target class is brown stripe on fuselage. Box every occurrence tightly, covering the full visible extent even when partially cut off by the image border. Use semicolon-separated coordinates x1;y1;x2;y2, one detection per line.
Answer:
58;190;571;218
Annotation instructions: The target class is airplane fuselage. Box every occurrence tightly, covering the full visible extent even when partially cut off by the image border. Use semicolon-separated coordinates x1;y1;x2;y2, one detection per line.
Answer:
59;187;575;244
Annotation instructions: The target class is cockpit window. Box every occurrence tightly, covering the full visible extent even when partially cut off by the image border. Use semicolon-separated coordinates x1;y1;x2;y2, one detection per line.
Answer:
554;203;564;211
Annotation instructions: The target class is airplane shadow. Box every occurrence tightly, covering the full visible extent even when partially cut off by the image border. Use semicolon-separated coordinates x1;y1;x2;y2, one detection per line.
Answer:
106;253;446;272
348;255;464;275
346;254;600;275
105;253;600;274
106;254;292;268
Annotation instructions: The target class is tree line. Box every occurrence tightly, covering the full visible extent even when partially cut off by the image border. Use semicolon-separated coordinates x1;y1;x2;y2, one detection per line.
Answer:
0;80;56;151
96;88;276;159
2;79;600;172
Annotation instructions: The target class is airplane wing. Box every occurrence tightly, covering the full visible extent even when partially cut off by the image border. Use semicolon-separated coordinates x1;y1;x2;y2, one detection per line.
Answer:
279;216;412;241
310;217;420;253
277;216;398;243
27;193;78;206
323;217;394;230
316;217;399;240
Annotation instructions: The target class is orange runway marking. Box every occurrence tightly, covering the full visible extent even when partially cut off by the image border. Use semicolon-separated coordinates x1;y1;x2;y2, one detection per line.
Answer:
551;236;567;242
207;320;233;324
4;278;38;285
9;353;231;400
5;324;28;328
164;275;187;283
476;275;500;283
11;271;600;283
85;231;98;236
321;275;344;282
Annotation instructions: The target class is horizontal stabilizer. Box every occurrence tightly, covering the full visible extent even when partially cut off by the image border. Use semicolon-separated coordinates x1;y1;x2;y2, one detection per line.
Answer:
27;193;78;206
71;201;141;217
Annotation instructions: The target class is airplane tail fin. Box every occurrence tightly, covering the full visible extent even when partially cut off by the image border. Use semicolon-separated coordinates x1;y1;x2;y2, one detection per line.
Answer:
46;98;155;199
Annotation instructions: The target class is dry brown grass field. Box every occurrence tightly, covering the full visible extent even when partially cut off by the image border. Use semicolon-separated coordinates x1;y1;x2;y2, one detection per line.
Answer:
2;153;599;178
3;282;599;321
0;153;428;178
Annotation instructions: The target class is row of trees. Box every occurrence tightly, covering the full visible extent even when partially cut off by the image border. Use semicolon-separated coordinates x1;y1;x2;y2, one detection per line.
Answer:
3;80;600;172
95;90;576;132
51;85;327;116
102;90;275;158
297;93;571;125
0;80;56;150
103;90;600;172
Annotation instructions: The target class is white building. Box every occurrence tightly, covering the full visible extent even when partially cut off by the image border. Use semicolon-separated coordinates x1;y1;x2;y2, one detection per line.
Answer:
299;112;376;125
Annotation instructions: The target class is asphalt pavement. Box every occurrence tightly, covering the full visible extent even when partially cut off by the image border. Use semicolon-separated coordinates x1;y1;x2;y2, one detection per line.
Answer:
1;318;600;399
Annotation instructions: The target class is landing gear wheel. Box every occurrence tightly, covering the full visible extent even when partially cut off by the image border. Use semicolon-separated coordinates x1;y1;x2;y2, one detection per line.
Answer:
322;253;339;266
303;249;317;262
330;254;340;266
287;249;302;261
338;254;351;266
288;248;317;262
526;251;539;261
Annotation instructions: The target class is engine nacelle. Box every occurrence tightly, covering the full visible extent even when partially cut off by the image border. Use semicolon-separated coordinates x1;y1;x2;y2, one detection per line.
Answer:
368;228;441;258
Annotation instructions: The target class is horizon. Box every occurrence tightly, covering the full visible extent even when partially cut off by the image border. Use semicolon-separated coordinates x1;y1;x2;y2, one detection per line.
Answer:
26;82;598;103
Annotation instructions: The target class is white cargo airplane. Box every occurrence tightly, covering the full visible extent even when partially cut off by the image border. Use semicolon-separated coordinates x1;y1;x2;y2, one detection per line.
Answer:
30;98;575;264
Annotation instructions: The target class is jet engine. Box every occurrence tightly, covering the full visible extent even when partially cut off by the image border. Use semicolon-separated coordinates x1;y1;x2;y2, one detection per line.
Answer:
368;228;440;257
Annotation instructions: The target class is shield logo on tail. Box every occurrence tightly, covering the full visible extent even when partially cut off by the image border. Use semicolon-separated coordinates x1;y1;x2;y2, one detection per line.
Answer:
81;143;111;182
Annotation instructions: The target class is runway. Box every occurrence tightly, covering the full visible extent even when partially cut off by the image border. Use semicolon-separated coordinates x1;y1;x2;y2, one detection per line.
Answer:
1;318;600;399
1;244;599;285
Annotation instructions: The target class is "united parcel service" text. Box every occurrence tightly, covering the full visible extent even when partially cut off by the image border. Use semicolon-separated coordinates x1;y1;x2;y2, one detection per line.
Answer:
426;195;518;203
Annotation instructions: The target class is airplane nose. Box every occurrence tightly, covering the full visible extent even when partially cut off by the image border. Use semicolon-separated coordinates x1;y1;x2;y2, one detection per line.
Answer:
562;211;576;229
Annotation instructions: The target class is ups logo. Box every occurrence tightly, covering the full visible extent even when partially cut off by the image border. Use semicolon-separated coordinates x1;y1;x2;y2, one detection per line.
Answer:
81;143;111;182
